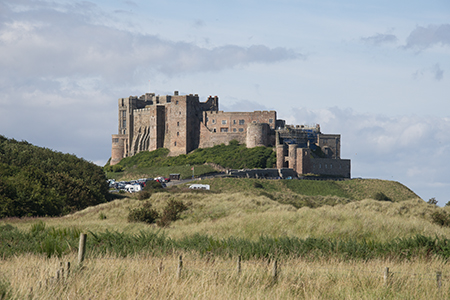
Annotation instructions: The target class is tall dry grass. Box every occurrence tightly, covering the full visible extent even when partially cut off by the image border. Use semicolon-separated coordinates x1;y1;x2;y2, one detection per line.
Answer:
1;253;449;299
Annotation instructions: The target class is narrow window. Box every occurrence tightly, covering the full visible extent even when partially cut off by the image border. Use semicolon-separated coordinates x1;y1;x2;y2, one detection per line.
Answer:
222;120;227;125
177;132;179;136
174;141;177;146
239;120;245;125
177;122;179;126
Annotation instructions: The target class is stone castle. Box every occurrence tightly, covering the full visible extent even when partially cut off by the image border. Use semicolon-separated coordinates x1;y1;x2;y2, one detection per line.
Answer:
111;90;351;178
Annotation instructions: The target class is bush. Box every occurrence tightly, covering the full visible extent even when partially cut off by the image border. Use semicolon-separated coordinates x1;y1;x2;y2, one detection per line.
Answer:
427;197;438;206
156;200;189;227
128;201;159;224
137;180;164;200
431;211;450;227
253;182;263;189
373;192;391;201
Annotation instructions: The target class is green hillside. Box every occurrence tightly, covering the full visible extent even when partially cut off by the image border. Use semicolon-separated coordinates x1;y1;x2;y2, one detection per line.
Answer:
0;135;110;217
104;140;276;180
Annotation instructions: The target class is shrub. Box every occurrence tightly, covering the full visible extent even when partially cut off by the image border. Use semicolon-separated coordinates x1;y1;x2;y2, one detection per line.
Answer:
253;182;263;189
427;197;438;206
137;180;164;200
373;192;391;201
128;201;159;224
431;211;450;227
157;200;189;227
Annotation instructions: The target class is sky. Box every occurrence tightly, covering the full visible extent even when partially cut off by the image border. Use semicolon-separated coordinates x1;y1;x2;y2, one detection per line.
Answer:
1;0;449;204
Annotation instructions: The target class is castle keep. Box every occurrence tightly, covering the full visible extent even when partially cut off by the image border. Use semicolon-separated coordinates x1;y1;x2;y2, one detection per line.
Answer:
111;90;351;178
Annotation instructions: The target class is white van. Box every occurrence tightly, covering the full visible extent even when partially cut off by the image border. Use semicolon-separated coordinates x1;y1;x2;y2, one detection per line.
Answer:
125;184;142;193
189;184;210;190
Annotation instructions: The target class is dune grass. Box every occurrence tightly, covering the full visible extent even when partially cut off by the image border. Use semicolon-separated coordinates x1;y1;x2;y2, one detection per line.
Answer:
2;177;449;298
2;253;450;299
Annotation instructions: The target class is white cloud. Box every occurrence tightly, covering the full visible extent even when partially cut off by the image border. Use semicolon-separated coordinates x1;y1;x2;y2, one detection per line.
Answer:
361;33;398;46
413;63;444;81
0;0;302;88
404;24;450;50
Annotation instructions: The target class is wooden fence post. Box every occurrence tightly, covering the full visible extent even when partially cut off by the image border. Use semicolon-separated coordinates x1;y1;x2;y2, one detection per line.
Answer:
177;255;183;280
437;271;442;289
272;260;278;281
237;256;241;276
78;233;87;265
384;267;390;286
66;262;71;277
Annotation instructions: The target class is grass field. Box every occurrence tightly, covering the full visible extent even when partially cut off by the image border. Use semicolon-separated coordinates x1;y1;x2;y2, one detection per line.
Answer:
1;178;450;299
2;253;450;299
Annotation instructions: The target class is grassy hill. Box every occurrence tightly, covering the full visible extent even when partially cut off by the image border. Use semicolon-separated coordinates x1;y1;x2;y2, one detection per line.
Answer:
0;177;431;242
104;141;276;180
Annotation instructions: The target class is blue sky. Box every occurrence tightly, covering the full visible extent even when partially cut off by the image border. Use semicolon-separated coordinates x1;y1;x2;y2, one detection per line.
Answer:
1;0;449;204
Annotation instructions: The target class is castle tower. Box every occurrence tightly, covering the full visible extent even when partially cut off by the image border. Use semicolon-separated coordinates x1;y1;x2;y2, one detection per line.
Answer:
276;144;285;169
111;134;126;165
288;144;297;169
246;122;269;148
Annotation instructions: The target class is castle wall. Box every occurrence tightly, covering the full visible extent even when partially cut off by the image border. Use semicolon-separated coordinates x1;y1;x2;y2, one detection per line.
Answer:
199;121;247;148
203;110;276;134
311;158;351;178
317;134;340;159
295;148;312;175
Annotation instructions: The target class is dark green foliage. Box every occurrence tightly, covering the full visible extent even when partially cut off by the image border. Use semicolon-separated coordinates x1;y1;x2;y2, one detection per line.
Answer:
137;180;164;200
156;200;189;227
431;211;450;227
373;192;391;201
0;135;110;217
253;182;263;189
127;199;189;227
0;222;81;258
4;224;450;261
106;141;276;173
128;201;160;224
